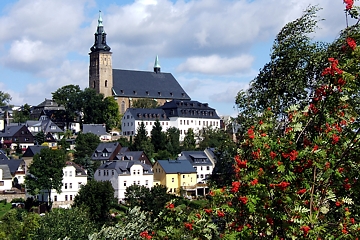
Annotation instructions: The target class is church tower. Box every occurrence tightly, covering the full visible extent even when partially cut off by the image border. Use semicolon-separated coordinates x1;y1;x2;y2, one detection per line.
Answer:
89;11;113;98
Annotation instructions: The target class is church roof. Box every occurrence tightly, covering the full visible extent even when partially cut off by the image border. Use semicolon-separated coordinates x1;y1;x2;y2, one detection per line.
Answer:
112;69;191;100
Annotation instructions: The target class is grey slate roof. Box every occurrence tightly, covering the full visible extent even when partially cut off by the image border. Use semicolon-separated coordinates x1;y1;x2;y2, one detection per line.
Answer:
159;100;220;119
126;108;169;121
0;125;25;137
92;142;121;161
0;152;24;176
83;124;109;136
112;69;190;100
22;146;47;158
178;151;212;166
157;159;196;174
97;160;153;175
114;151;143;160
0;165;12;180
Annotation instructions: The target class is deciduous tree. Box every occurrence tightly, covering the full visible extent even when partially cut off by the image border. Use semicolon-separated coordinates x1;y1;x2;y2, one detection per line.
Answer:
74;132;100;160
73;180;116;223
25;148;66;209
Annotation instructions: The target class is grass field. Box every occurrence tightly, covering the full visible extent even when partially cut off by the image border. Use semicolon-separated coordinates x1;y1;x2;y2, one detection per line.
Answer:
0;202;12;218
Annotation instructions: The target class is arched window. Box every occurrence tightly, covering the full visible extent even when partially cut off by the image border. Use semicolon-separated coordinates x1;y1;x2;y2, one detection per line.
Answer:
93;81;96;89
105;80;108;87
121;101;125;114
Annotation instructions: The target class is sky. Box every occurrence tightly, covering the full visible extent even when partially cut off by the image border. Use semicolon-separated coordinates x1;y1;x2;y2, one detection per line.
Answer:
0;0;351;116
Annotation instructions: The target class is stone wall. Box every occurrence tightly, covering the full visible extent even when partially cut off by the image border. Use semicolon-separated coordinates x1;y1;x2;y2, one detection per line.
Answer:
0;193;26;202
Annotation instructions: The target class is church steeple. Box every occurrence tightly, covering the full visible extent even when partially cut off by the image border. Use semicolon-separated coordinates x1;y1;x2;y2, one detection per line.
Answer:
154;55;161;73
90;11;111;52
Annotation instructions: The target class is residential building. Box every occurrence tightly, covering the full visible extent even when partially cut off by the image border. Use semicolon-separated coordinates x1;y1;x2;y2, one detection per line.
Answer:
178;151;213;196
0;165;13;191
22;145;48;170
94;160;153;201
0;125;35;151
83;124;111;141
121;100;221;141
30;99;67;129
36;161;87;208
91;142;152;165
0;151;26;184
178;151;213;183
88;12;190;114
26;119;64;140
153;159;197;196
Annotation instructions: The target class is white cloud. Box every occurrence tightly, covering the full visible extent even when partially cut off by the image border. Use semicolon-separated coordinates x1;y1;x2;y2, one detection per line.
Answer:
177;54;254;75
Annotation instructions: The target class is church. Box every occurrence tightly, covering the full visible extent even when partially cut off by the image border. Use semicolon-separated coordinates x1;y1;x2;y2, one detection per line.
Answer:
88;13;191;114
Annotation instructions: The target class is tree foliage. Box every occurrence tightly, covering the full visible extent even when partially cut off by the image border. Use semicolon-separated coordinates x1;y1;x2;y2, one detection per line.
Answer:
235;6;327;137
13;104;31;123
132;98;159;108
35;207;97;240
74;132;100;160
73;180;116;223
0;91;11;107
165;127;180;157
52;85;82;129
151;119;166;152
25;148;66;209
125;184;176;221
182;128;196;151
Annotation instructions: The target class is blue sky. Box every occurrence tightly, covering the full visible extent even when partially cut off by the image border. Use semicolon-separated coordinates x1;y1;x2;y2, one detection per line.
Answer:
0;0;349;116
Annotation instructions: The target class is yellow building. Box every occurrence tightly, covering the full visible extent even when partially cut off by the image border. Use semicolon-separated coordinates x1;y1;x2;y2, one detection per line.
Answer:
153;160;197;196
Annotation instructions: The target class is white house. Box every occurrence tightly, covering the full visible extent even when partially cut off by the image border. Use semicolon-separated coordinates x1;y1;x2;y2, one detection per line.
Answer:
35;161;87;208
178;151;213;183
94;160;153;201
0;165;14;191
122;100;221;141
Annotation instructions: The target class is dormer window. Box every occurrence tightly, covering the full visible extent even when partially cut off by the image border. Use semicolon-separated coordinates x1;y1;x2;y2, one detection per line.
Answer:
146;91;149;95
158;91;161;96
133;90;137;95
121;90;124;94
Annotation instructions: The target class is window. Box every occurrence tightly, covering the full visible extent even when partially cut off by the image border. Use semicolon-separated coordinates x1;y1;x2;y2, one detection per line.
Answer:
194;167;197;170
180;120;182;125
201;166;203;170
207;166;210;170
182;175;185;178
78;182;83;188
187;120;189;125
200;174;204;179
172;178;174;182
64;171;67;177
106;170;109;176
112;170;114;176
64;183;68;189
105;80;108;87
145;180;148;186
69;183;72;189
138;181;140;185
137;170;140;175
70;195;73;201
69;171;72;177
124;181;127;187
98;171;100;176
133;170;136;175
133;181;136;185
65;195;68;201
121;101;125;114
54;196;57;202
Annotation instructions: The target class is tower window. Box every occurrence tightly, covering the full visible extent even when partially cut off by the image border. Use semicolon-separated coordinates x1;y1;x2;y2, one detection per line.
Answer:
93;81;96;88
121;101;125;114
105;80;108;87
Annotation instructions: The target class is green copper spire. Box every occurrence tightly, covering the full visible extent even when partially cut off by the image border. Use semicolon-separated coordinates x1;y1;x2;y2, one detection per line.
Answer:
154;55;161;73
98;10;103;27
90;11;111;52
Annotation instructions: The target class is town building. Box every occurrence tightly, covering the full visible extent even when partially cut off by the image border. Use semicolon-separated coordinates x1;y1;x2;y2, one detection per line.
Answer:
34;161;87;208
153;159;197;196
88;12;190;114
0;125;35;151
94;160;153;201
121;100;221;141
